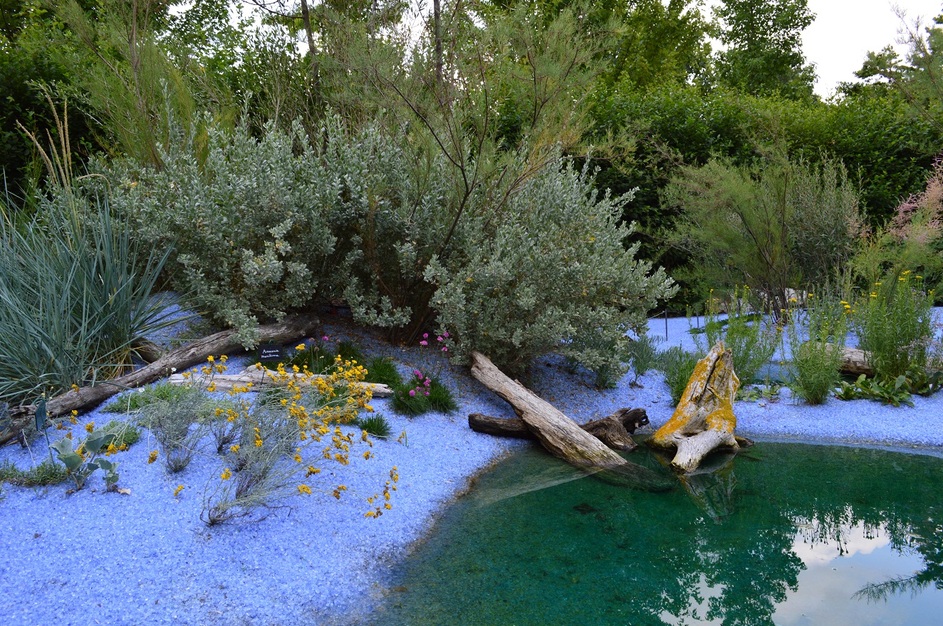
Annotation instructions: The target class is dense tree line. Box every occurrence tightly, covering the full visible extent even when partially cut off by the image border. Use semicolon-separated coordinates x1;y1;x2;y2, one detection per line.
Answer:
2;0;942;312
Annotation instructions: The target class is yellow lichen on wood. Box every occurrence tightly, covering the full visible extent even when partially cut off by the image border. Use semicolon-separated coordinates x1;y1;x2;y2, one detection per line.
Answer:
650;341;741;472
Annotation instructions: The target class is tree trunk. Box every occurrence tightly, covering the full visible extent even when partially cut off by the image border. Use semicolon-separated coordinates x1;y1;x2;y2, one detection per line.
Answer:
1;316;321;447
469;407;650;452
164;366;393;397
649;341;741;472
470;352;671;490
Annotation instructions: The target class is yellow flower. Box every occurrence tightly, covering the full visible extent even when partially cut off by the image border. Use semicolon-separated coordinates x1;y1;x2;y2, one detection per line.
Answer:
69;410;78;425
294;453;302;463
306;465;321;477
220;468;232;480
297;484;312;495
229;444;240;454
106;443;117;456
70;384;80;393
207;355;215;363
295;344;306;351
384;503;392;510
173;484;184;497
207;382;217;393
85;422;95;433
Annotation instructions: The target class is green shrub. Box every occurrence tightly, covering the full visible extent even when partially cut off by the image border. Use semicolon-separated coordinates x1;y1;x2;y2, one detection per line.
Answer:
355;414;392;439
693;289;781;384
428;156;676;377
658;346;703;405
139;386;209;473
787;296;847;405
666;153;863;313
105;118;337;347
852;271;934;380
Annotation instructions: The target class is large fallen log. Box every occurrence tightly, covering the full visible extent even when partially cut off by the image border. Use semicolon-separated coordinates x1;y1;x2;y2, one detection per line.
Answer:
165;366;394;397
0;316;321;446
648;341;741;473
470;352;671;490
469;407;650;452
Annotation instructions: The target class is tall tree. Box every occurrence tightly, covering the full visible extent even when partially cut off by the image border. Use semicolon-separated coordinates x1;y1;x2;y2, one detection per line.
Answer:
714;0;816;100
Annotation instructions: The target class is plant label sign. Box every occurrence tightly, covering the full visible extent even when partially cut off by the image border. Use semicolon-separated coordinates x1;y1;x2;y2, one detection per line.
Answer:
259;343;283;362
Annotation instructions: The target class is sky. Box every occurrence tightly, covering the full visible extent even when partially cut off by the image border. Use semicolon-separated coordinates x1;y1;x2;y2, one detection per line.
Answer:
800;0;942;97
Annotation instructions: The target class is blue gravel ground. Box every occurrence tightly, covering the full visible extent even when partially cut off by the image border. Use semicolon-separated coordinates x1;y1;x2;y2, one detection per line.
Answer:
2;310;942;625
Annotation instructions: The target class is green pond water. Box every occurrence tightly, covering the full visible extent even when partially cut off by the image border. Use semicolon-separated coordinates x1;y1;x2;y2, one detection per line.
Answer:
372;444;943;625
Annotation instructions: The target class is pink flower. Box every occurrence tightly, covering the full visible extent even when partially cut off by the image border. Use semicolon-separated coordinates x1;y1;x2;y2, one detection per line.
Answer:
408;389;416;397
413;369;422;378
423;333;429;339
441;347;448;353
322;335;330;342
443;331;449;338
419;340;428;346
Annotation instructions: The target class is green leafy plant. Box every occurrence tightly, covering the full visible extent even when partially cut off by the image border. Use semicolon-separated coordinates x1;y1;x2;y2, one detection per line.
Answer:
49;425;124;491
835;374;915;407
787;295;848;405
852;270;935;380
693;287;781;384
666;153;863;314
658;346;704;405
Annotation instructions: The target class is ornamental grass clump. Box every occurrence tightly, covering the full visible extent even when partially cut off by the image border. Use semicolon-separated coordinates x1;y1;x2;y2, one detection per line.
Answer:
787;295;847;405
0;192;172;404
658;346;704;405
852;271;935;380
693;287;780;385
391;369;457;416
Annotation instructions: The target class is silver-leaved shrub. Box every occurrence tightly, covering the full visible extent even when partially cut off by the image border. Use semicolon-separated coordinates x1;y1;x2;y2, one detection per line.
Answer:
426;156;677;377
104;117;338;346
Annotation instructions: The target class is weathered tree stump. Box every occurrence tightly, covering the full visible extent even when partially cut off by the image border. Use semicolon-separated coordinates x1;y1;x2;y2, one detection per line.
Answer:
0;316;321;446
649;341;740;472
469;408;649;452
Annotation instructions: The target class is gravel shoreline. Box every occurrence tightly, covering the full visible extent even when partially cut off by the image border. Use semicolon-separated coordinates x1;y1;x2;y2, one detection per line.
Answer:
2;313;942;625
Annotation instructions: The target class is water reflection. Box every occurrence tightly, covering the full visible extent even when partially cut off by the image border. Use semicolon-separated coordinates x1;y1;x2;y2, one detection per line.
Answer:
374;444;943;626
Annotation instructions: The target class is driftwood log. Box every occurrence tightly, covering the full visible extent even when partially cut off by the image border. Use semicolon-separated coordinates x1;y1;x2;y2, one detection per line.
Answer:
470;352;671;490
165;366;394;397
469;407;649;452
649;341;741;473
0;316;321;447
